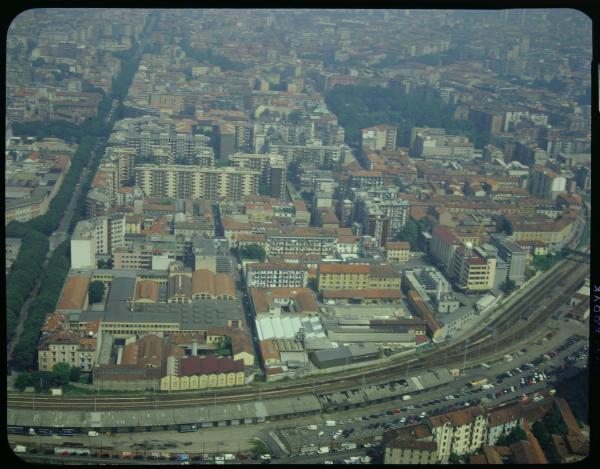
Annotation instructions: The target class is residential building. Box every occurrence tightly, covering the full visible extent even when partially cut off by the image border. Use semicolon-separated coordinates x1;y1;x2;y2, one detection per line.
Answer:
528;165;567;200
246;263;309;288
450;244;497;292
70;213;126;269
382;425;438;464
489;233;527;285
134;164;260;201
361;124;397;151
427;406;488;463
386;241;411;262
487;403;524;446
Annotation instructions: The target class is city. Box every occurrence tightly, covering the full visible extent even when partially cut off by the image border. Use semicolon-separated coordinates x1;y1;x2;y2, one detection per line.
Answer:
5;8;592;465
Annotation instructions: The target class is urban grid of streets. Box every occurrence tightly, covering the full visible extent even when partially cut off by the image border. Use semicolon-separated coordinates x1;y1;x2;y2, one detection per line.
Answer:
6;8;591;465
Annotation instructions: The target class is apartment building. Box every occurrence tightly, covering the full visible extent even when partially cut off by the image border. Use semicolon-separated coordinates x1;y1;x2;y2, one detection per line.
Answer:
134;164;260;200
70;213;126;269
487;403;524;446
265;227;337;257
37;310;99;373
528;165;567;200
505;215;576;248
268;141;346;170
317;263;401;292
429;224;480;276
489;233;527;285
411;127;474;160
352;187;410;246
386;241;411;262
317;264;370;291
383;425;438;464
246;263;309;288
428;406;488;463
231;152;287;199
361;124;397;151
450;244;497;292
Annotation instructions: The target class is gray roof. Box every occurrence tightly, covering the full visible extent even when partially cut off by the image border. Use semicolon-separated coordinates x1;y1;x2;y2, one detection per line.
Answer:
102;298;244;330
7;395;321;428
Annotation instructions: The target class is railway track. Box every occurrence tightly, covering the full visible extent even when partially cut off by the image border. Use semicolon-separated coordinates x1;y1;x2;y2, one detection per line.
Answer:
7;256;588;411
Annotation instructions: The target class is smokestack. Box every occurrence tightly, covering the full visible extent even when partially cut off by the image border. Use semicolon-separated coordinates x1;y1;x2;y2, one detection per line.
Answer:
192;338;198;356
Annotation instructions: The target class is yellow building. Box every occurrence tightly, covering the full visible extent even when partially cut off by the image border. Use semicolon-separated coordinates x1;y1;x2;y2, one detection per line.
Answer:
317;263;401;292
160;355;246;391
318;264;370;291
386;241;411;262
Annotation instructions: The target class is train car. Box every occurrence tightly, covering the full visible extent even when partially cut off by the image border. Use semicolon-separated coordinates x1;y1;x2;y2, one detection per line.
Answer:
178;424;197;433
7;426;26;435
37;428;54;436
58;428;76;436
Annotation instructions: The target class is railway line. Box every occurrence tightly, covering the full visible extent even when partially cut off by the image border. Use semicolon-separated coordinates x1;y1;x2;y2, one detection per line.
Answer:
7;254;588;412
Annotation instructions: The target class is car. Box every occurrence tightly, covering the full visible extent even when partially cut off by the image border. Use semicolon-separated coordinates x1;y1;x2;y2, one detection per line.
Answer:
510;386;515;392
446;395;455;400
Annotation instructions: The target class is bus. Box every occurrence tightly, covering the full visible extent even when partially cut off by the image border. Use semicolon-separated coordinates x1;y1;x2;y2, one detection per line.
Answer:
177;424;197;433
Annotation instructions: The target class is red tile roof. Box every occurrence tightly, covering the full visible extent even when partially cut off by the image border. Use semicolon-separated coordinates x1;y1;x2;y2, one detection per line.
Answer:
179;355;244;376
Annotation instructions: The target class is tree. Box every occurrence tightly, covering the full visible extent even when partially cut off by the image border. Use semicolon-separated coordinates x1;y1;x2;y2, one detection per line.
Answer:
14;372;33;392
69;366;81;383
496;426;527;446
240;244;266;262
396;219;419;248
52;363;71;386
448;453;461;464
216;336;233;358
500;279;517;294
88;280;105;303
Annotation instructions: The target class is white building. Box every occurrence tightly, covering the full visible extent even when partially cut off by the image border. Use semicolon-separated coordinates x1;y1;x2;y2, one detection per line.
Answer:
70;213;126;269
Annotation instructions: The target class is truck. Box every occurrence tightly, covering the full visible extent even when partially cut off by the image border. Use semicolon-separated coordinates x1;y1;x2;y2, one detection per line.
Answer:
325;420;336;427
88;431;99;437
14;446;26;454
317;447;330;454
342;442;357;450
504;354;513;362
481;384;493;390
223;454;235;460
402;394;412;401
307;425;318;430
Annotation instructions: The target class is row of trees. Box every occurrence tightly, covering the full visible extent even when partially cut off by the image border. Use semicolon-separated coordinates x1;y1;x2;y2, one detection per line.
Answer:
6;223;49;341
12;241;71;370
179;36;246;72
7;23;145;374
14;363;83;393
325;84;487;149
24;137;95;236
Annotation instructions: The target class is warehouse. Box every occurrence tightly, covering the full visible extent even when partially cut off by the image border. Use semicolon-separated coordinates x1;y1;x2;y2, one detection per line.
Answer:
309;343;381;369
